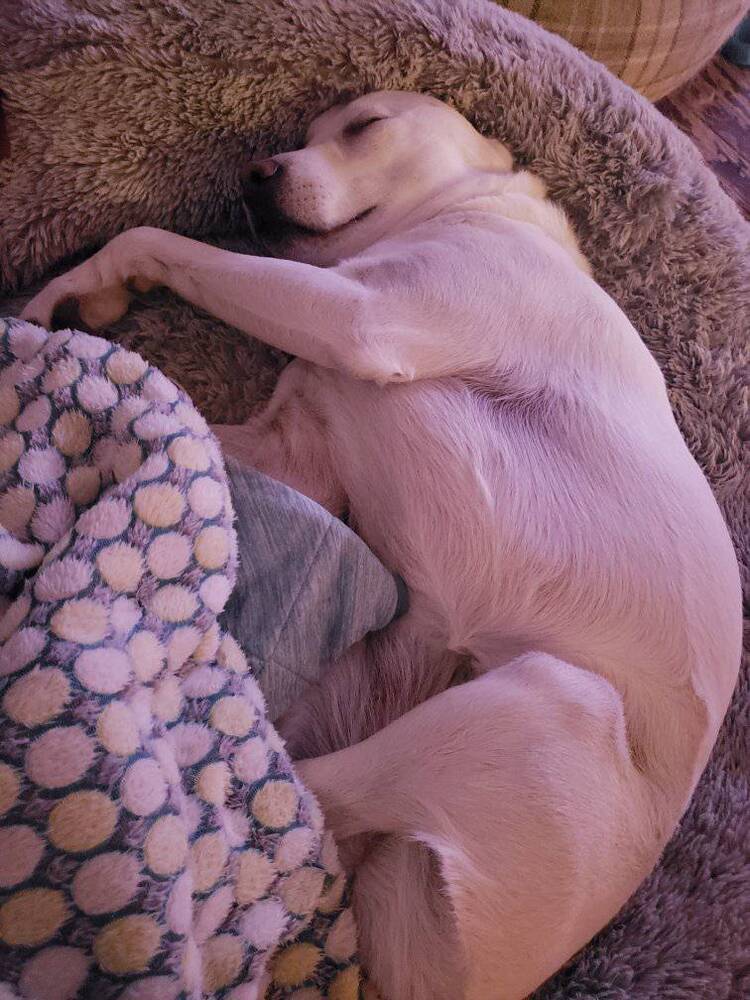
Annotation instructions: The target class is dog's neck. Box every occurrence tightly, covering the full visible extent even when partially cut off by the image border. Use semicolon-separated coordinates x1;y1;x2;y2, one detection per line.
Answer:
361;170;591;275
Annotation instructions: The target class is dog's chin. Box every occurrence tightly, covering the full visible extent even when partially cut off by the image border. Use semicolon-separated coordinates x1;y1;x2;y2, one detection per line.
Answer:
244;201;376;261
287;205;377;239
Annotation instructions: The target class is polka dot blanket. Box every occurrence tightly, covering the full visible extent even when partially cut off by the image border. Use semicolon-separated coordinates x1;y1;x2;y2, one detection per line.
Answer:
0;318;358;999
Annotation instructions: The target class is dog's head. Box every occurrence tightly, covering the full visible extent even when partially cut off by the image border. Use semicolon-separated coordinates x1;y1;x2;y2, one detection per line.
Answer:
240;90;513;265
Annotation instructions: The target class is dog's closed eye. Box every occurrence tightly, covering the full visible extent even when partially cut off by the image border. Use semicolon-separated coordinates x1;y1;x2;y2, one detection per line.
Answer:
343;116;386;137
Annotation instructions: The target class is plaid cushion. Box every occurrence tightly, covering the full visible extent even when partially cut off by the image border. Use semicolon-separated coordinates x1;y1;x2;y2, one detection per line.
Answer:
499;0;748;99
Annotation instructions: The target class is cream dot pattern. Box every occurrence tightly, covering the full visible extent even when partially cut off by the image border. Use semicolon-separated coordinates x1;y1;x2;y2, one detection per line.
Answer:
195;524;231;570
111;594;142;635
18;945;90;1000
30;495;75;544
3;667;70;727
52;409;92;456
67;331;110;359
0;484;35;535
97;702;140;757
147;531;191;579
25;726;94;788
128;630;165;682
0;318;356;998
144;815;188;876
66;464;101;505
16;395;51;433
0;385;19;425
96;542;144;592
0;825;44;888
72;852;141;915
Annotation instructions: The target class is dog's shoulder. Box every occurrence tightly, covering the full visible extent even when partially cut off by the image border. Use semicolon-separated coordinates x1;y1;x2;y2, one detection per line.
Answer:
488;171;592;277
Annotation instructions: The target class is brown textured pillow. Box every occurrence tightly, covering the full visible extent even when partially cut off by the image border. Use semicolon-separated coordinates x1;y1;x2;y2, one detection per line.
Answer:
497;0;748;99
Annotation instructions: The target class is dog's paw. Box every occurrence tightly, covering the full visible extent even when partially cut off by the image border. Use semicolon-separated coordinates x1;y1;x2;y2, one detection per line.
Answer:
21;273;132;332
19;229;154;330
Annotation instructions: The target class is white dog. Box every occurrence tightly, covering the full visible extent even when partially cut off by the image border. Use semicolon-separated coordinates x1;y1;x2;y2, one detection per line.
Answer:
22;91;742;1000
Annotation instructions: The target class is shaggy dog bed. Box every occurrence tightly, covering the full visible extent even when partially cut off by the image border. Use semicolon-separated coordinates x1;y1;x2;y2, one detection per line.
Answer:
1;1;748;997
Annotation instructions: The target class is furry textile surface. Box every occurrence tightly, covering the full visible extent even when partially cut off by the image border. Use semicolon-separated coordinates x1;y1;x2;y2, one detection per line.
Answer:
0;1;748;997
0;317;358;998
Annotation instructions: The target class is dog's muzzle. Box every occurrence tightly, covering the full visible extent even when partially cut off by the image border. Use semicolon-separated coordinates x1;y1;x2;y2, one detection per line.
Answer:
239;157;289;237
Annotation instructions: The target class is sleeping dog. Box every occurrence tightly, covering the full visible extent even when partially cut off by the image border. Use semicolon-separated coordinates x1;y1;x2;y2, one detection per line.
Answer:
22;91;742;1000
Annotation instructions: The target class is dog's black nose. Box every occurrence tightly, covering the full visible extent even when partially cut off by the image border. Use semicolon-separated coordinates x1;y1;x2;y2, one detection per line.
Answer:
241;157;282;190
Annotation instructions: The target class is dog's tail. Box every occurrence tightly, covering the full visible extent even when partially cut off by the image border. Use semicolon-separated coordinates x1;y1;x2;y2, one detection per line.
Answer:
279;617;467;761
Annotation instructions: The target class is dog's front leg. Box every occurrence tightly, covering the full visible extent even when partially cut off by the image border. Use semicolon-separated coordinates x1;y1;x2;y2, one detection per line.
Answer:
22;226;413;383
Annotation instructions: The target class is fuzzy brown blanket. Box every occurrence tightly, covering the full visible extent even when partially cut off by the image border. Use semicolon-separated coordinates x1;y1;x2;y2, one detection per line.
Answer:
1;1;748;997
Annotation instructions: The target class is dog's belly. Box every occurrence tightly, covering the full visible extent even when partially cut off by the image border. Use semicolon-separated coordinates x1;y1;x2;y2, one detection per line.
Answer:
327;376;652;643
319;371;741;771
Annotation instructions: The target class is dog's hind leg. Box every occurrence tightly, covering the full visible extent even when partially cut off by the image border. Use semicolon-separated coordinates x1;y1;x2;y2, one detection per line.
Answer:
211;358;345;515
356;835;465;999
296;652;657;1000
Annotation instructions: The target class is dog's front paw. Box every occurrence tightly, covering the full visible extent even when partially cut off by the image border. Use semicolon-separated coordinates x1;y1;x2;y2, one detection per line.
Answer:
25;279;132;331
20;228;155;331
